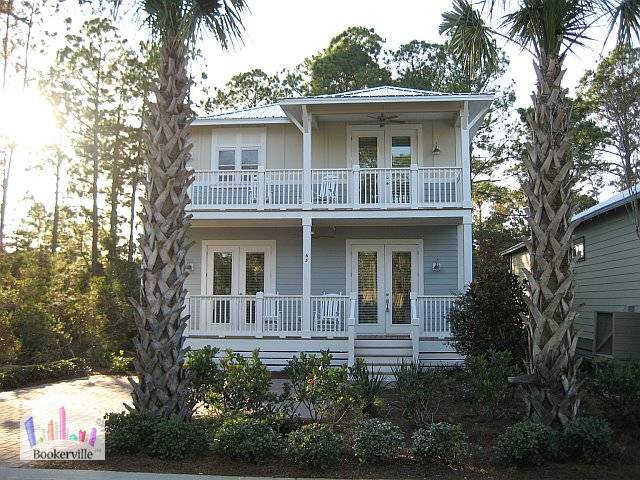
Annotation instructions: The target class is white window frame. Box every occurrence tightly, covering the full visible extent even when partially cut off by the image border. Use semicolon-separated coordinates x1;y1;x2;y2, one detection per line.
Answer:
211;128;267;171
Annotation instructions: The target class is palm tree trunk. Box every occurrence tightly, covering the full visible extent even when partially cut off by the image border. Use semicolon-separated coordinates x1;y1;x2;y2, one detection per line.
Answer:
510;52;581;427
128;40;193;420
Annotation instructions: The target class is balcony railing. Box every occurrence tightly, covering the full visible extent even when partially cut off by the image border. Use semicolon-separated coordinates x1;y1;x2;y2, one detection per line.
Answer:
186;293;455;339
188;166;463;210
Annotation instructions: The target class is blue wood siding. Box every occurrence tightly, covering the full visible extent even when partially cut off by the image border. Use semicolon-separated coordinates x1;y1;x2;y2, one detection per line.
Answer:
186;225;460;296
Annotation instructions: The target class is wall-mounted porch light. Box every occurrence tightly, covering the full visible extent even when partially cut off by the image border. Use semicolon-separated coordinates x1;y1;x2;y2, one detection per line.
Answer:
432;259;442;272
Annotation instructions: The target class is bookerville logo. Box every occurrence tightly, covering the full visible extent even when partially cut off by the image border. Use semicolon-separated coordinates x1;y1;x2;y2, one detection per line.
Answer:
20;395;105;461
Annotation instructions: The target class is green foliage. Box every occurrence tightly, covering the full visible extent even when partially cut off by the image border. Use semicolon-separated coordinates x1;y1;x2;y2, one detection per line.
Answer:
348;358;388;417
449;262;527;363
305;26;391;95
105;412;208;459
286;423;343;469
148;419;209;460
351;418;403;463
284;351;351;424
0;358;90;390
411;422;468;464
184;346;223;409
495;421;557;466
216;351;274;414
104;412;158;454
392;362;448;426
464;350;515;415
106;350;134;374
590;360;640;427
212;417;282;462
560;417;613;464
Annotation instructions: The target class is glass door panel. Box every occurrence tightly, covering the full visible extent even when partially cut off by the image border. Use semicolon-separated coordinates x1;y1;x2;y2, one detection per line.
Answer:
242;252;265;324
208;249;238;325
351;246;385;333
352;132;383;205
388;134;413;204
383;245;419;332
390;252;412;324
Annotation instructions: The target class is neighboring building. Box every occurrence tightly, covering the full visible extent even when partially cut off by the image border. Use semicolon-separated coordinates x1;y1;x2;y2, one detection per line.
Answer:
183;86;492;370
502;188;640;360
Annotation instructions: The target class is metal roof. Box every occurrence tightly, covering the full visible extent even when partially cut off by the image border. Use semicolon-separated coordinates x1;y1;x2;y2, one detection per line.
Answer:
194;86;494;124
308;85;467;98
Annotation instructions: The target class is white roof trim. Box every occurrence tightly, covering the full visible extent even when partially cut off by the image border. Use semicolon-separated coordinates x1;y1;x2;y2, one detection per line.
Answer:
279;93;494;105
193;117;290;126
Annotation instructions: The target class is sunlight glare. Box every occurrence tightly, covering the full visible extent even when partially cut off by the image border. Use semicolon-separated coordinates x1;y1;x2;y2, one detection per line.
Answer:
0;89;59;150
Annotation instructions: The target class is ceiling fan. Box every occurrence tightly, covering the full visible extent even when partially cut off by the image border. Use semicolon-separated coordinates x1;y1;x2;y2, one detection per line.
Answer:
367;113;405;127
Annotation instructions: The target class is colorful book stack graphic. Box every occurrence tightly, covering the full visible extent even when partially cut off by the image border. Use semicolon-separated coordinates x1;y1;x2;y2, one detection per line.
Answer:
24;406;97;448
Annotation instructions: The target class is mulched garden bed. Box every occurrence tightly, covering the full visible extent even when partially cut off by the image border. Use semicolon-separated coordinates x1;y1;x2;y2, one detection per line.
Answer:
43;378;640;479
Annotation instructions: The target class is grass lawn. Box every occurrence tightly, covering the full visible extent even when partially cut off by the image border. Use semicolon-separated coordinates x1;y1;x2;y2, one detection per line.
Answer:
42;374;640;479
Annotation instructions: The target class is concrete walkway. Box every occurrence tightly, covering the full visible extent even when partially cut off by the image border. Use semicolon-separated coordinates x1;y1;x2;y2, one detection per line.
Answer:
0;467;321;480
0;375;132;467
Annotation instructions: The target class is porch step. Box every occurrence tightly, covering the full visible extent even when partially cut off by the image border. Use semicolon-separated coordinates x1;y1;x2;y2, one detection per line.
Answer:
354;335;413;375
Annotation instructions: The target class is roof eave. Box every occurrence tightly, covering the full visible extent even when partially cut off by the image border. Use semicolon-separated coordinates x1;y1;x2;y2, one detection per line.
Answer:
278;94;494;106
192;117;291;126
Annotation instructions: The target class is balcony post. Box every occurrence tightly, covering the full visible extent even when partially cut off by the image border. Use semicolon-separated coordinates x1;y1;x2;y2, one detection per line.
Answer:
457;216;473;291
255;291;264;338
410;292;420;364
410;164;419;208
302;217;312;338
257;166;265;210
352;164;360;209
347;292;357;366
460;102;472;208
302;107;312;210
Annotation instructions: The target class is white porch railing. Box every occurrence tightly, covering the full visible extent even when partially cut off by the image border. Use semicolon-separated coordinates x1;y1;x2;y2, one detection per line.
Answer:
413;295;456;337
188;166;462;210
311;294;349;336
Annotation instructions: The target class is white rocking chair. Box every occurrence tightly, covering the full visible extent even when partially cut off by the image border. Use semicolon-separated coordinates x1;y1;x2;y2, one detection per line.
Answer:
263;296;280;333
316;294;342;334
315;174;339;205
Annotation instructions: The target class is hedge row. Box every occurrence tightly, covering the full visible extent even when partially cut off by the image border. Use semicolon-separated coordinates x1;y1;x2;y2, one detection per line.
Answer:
0;358;91;390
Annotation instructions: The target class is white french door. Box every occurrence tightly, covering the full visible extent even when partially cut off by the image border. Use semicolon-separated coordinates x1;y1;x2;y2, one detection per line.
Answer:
204;242;275;325
351;127;419;205
349;242;420;333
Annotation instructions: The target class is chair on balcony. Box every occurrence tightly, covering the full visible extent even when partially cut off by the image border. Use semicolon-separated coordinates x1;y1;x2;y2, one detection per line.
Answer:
245;173;259;205
316;294;342;334
263;296;280;332
315;174;339;205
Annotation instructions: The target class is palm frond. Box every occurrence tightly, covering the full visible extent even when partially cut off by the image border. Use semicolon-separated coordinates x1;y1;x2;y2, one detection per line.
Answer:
505;0;594;56
605;0;640;45
440;0;499;82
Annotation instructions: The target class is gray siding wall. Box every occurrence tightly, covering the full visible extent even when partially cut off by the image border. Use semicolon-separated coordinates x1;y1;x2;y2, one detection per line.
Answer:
573;207;640;350
186;225;459;296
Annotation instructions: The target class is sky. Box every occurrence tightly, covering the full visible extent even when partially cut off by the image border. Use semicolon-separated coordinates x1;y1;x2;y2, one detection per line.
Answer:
3;0;615;236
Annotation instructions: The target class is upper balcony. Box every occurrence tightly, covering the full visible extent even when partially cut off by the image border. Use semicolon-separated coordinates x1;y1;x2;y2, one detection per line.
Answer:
188;86;492;215
188;165;462;210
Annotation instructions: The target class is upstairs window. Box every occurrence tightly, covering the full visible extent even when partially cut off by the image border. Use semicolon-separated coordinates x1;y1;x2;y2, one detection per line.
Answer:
215;145;262;171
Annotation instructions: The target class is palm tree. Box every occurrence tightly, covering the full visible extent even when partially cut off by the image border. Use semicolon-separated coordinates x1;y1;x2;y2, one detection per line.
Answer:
116;0;248;420
440;0;640;427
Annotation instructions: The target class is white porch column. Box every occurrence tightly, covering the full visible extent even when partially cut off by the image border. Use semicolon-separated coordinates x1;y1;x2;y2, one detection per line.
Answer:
457;218;473;291
302;106;312;210
460;101;472;208
302;216;312;338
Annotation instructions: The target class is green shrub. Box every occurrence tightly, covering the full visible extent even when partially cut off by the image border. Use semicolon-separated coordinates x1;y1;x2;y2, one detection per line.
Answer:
411;422;467;464
104;412;158;454
464;350;515;415
560;417;613;464
284;351;351;424
0;358;90;390
213;417;282;462
184;346;224;410
287;423;343;469
148;419;209;460
352;418;403;463
349;358;388;417
392;362;448;426
449;263;527;363
106;350;134;374
590;360;640;427
495;421;557;466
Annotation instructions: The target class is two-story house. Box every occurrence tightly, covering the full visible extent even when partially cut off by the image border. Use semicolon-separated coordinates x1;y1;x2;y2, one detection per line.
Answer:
183;86;493;370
